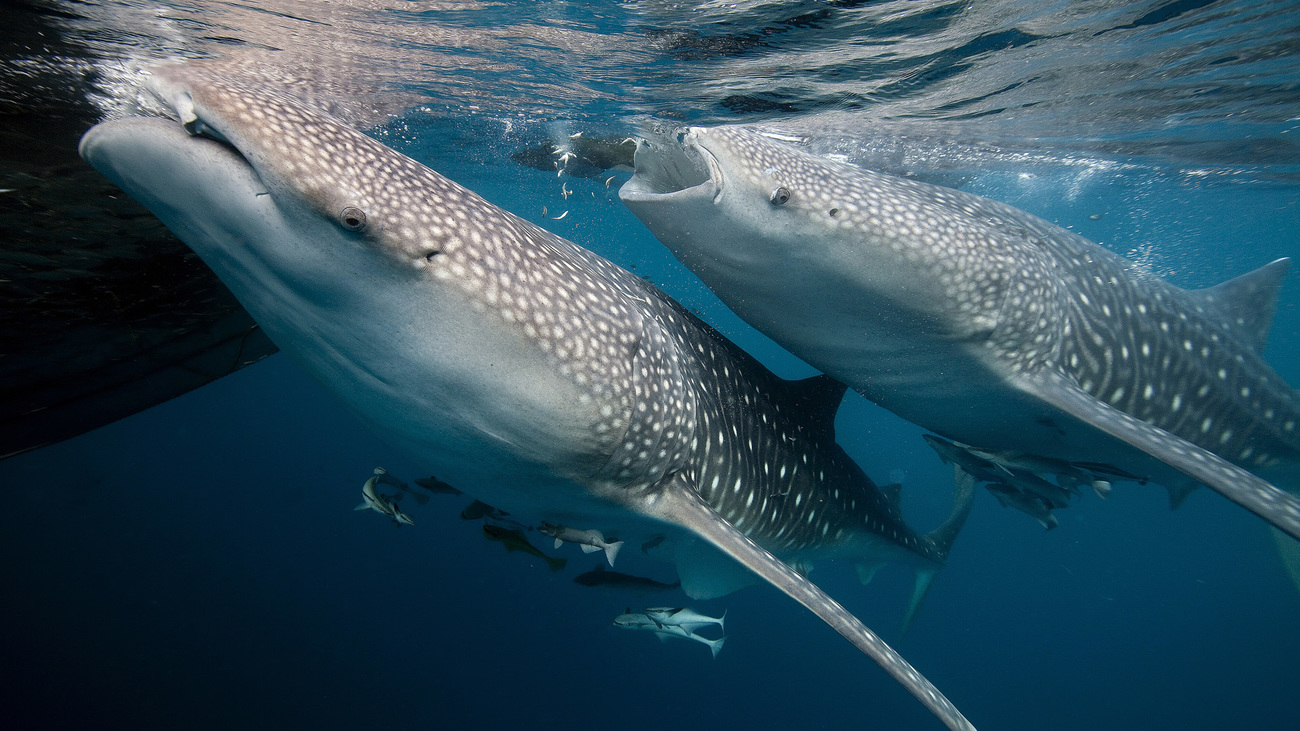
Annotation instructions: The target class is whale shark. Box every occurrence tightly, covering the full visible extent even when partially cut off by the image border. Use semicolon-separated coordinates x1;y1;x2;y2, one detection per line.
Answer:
79;63;976;730
620;124;1300;542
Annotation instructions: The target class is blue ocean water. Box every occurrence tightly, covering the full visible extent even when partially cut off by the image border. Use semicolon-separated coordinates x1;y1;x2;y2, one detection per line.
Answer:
3;2;1299;730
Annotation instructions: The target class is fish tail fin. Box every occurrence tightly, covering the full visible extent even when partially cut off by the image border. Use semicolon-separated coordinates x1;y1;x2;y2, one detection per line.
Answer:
604;540;624;566
547;556;568;572
705;634;725;659
902;468;977;635
718;609;726;633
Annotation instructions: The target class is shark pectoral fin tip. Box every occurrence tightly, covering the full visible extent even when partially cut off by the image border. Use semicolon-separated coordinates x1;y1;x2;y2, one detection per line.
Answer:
651;479;971;731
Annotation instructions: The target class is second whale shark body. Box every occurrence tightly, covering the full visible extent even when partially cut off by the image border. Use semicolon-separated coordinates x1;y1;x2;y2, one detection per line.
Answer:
80;63;975;730
621;125;1300;541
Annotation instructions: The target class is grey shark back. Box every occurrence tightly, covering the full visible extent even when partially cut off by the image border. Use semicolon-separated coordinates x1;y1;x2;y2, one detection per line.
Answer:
79;63;974;730
621;124;1300;541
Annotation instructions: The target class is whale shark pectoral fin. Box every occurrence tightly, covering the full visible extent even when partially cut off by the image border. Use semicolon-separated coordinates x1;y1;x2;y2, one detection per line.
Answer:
643;475;975;731
1019;370;1300;541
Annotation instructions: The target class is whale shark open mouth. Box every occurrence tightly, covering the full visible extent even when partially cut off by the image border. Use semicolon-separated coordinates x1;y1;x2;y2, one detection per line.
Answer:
620;127;718;202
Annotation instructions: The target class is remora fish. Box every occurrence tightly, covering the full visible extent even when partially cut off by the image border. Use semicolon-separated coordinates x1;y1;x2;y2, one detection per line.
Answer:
923;435;1073;509
985;482;1059;531
644;606;726;635
460;500;509;522
539;521;624;566
482;525;567;572
614;609;726;659
413;476;462;496
79;63;974;730
959;444;1119;500
354;470;415;526
621;125;1300;541
354;475;394;516
573;565;681;593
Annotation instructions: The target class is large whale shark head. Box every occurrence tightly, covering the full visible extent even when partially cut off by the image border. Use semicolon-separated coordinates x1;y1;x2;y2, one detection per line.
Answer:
620;126;1016;345
79;64;976;730
82;64;677;519
622;124;1300;542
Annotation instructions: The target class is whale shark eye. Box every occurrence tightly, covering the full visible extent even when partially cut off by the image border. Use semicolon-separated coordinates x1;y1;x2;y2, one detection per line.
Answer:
769;186;791;205
338;206;368;232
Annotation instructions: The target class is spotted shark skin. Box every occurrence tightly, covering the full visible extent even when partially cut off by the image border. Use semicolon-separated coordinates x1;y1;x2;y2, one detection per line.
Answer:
620;124;1300;541
79;63;974;730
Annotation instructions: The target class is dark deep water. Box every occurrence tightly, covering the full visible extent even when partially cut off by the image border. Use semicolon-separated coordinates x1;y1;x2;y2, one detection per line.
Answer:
2;2;1299;730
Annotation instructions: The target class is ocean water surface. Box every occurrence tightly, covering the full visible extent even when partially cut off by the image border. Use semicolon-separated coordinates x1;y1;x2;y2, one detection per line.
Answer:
2;2;1298;730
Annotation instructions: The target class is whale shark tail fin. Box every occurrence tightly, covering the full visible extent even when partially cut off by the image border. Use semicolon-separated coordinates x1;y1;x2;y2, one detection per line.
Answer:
926;466;978;562
901;468;978;635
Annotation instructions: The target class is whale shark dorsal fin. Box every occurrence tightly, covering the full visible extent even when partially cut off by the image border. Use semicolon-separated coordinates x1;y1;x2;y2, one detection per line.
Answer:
773;374;849;442
1187;257;1291;352
644;475;973;730
1018;369;1300;540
